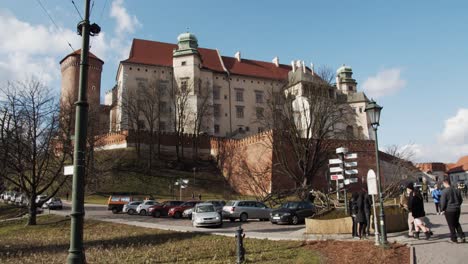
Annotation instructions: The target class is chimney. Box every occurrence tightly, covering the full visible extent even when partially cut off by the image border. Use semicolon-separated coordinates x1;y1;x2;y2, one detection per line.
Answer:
235;51;241;62
310;63;314;75
295;60;301;70
301;61;306;73
291;61;296;72
272;56;279;67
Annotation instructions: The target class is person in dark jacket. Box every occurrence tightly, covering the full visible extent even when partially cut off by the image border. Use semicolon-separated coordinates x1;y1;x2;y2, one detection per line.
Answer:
404;182;415;237
349;192;359;238
356;192;368;239
440;179;465;243
411;188;432;239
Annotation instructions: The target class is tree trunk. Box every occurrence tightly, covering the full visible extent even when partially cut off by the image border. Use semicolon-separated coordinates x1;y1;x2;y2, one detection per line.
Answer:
27;196;37;226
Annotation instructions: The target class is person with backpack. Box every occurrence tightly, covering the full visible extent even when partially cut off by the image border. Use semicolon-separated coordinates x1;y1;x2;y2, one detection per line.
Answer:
431;184;442;214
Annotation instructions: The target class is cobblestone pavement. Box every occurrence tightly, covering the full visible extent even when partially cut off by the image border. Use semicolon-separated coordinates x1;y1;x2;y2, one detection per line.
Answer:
389;200;468;264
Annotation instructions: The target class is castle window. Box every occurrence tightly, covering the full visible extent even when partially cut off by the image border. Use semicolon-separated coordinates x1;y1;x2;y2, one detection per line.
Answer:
346;125;354;139
214;124;220;134
224;95;228;100
213;104;221;117
256;107;264;119
258;127;264;133
137;68;140;71
238;127;245;134
160;101;168;113
180;78;189;92
236;106;244;118
213;86;220;100
181;61;187;66
159;121;166;131
359;107;363;113
255;91;264;103
348;85;353;91
245;126;250;132
235;89;244;102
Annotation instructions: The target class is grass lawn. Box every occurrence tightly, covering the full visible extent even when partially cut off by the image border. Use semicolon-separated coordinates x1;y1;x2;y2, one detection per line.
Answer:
0;202;28;220
0;215;321;264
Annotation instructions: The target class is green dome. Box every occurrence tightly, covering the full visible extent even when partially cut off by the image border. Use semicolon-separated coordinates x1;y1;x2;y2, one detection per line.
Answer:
177;32;198;42
336;65;353;74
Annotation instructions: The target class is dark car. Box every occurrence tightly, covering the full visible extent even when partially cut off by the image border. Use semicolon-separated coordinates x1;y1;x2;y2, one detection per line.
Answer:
168;201;201;218
149;200;184;217
270;201;315;225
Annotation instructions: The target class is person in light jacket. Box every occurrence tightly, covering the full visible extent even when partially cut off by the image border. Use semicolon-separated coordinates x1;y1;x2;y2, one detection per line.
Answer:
440;179;465;243
431;184;442;214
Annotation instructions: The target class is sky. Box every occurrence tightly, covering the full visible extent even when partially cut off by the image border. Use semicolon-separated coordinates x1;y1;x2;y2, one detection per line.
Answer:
1;0;467;163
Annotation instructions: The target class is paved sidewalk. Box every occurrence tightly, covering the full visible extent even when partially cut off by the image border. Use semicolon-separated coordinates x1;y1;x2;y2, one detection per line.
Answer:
389;201;468;264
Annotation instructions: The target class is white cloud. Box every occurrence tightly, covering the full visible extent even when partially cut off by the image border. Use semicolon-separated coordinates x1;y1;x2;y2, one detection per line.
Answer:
363;68;406;98
439;108;468;145
110;0;141;36
398;109;468;163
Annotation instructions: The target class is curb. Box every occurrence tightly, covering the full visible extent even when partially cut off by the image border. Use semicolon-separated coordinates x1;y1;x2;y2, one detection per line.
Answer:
409;245;415;264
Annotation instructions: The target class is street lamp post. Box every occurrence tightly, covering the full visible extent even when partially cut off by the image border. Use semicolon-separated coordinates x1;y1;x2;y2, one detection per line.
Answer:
365;100;387;246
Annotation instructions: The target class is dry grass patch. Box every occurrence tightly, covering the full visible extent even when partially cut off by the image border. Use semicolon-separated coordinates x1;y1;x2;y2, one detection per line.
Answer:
0;203;28;220
0;215;320;263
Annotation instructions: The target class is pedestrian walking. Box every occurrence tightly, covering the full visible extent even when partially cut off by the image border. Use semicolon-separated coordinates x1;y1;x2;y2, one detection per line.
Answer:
198;193;202;201
402;183;415;238
349;192;359;238
356;192;368;239
363;190;372;237
431;184;442;214
410;188;432;239
440;179;465;243
66;192;69;201
422;181;429;202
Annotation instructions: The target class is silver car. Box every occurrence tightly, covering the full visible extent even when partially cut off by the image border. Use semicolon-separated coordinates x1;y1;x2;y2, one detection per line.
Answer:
192;203;223;228
123;201;143;215
222;200;271;222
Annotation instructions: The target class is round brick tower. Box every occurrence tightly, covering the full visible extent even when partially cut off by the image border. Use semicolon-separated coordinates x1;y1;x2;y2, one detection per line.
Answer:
60;50;104;132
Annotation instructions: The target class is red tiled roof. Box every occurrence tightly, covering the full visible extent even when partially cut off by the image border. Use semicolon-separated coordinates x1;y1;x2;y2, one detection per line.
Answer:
447;155;468;173
60;49;103;64
122;39;292;80
222;56;291;80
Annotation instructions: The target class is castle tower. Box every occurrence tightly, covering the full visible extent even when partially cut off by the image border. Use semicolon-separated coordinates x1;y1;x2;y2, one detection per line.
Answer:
172;32;205;134
335;65;357;95
60;50;104;132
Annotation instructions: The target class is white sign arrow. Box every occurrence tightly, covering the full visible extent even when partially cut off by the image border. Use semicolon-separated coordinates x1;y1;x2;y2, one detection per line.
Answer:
345;161;357;167
329;158;343;165
348;178;359;183
64;165;74;176
330;167;343;173
345;153;358;159
345;169;358;175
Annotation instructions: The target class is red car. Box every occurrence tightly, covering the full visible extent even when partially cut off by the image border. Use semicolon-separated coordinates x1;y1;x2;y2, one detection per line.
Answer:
168;201;201;218
148;200;184;218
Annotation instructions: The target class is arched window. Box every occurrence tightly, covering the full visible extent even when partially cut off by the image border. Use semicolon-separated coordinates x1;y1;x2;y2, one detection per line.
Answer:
357;126;364;139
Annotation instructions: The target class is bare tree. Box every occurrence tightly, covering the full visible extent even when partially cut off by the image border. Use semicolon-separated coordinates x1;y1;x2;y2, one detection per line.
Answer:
382;144;418;198
189;79;212;160
0;79;69;225
261;70;351;199
172;78;193;161
120;86;144;157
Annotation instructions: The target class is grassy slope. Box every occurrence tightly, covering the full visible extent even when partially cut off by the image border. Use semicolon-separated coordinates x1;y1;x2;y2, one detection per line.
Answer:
0;203;28;220
0;215;320;264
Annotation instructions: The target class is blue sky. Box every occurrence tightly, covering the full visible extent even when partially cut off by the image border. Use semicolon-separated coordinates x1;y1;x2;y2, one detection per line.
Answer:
1;0;467;163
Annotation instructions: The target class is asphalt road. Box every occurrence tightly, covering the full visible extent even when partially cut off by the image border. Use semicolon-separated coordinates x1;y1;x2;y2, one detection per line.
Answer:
53;202;306;238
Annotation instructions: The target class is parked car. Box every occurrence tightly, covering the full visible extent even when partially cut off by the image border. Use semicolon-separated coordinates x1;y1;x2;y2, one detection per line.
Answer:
42;197;63;210
182;207;194;219
107;195;136;214
123;201;143;215
136;200;158;216
222;200;270;222
9;192;19;203
168;201;201;218
148;200;184;217
204;200;226;212
270;201;315;225
15;194;28;206
192;203;223;228
35;195;48;206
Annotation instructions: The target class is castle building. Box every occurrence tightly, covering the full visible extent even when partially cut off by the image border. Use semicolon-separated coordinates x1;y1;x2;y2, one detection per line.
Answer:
101;32;371;139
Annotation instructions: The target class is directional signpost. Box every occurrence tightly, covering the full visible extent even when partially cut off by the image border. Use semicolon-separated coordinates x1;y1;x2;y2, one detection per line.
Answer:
330;147;359;215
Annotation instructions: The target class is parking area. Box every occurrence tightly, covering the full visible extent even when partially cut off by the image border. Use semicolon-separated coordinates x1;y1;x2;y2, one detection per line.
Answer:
56;202;306;236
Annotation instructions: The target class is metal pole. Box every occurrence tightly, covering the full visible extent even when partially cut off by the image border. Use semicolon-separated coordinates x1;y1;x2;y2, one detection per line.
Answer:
236;226;245;264
67;0;90;263
371;194;379;246
341;152;348;215
373;127;387;245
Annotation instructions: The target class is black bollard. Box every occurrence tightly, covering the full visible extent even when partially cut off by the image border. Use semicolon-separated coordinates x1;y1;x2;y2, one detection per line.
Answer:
235;226;245;264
